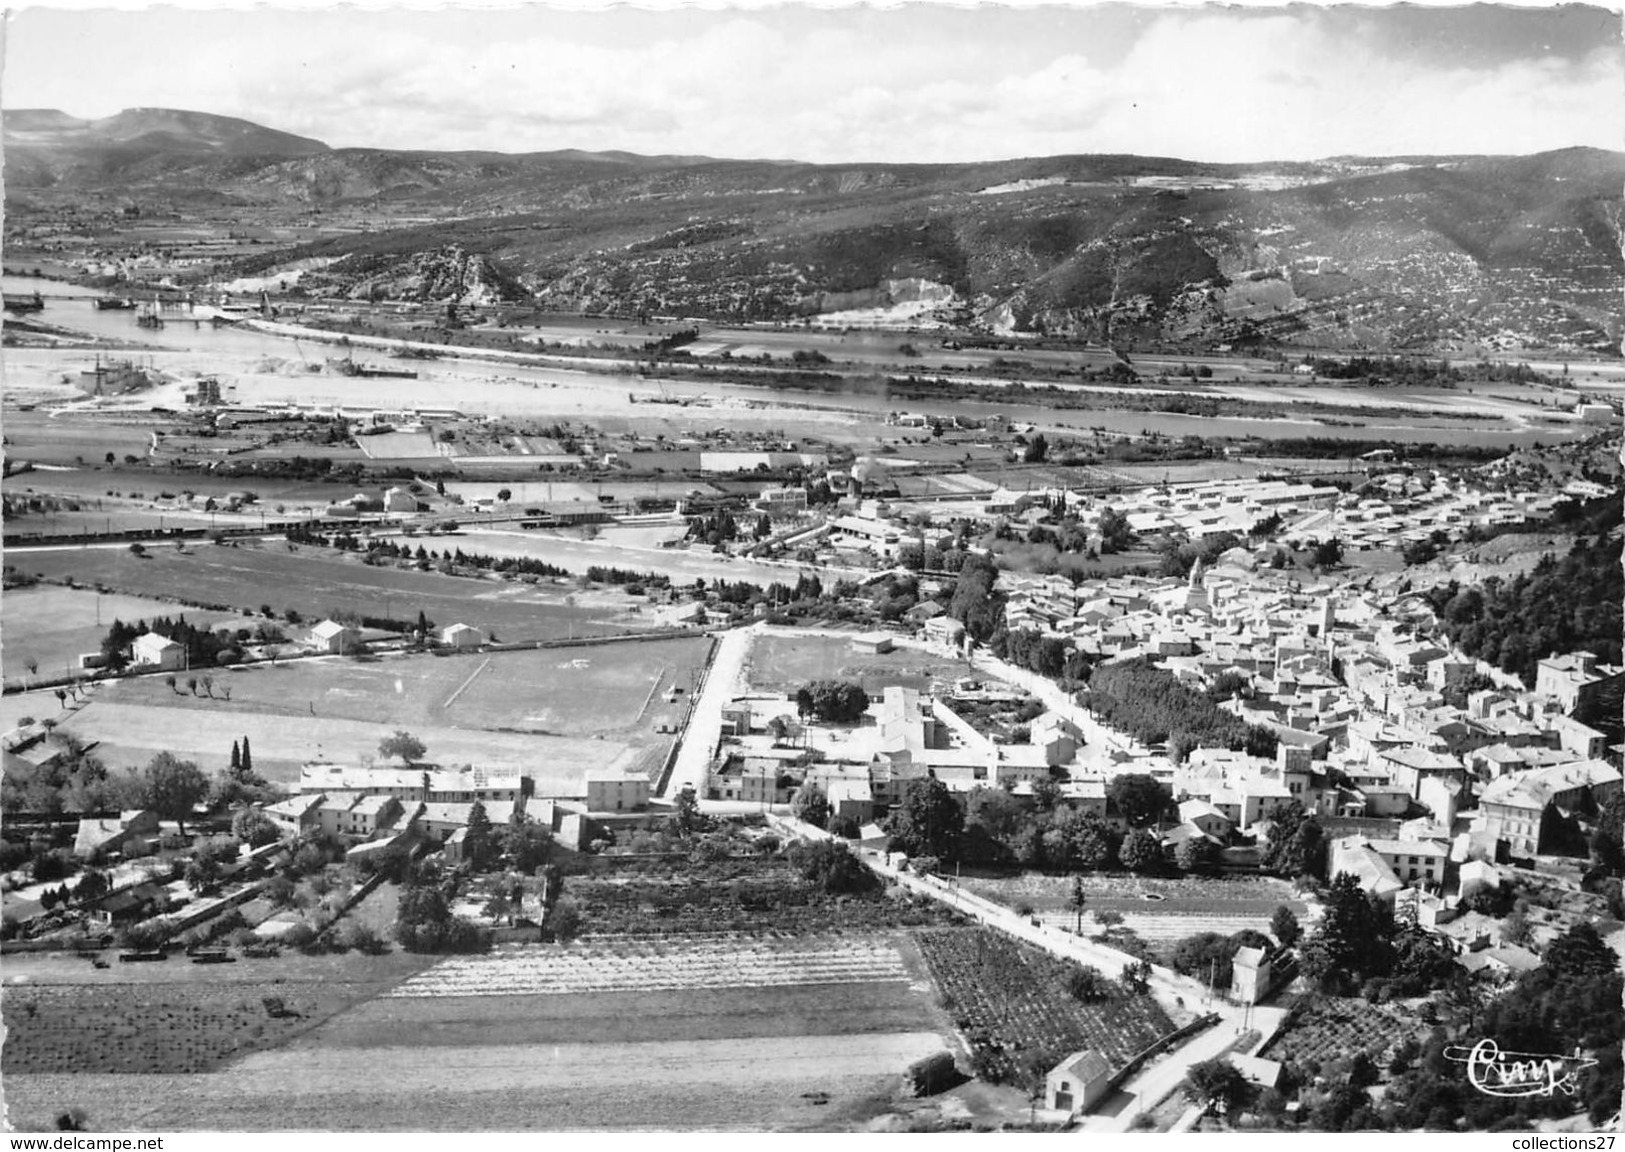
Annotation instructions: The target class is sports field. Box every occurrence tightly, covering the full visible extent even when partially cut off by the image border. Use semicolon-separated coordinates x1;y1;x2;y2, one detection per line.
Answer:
742;630;982;696
47;638;707;789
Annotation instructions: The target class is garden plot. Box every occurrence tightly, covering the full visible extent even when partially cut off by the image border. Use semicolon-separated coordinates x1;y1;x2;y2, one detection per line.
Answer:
389;935;910;997
914;927;1174;1084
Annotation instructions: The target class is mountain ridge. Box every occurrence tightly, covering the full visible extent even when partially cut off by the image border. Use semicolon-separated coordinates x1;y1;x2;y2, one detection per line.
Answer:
6;107;1620;356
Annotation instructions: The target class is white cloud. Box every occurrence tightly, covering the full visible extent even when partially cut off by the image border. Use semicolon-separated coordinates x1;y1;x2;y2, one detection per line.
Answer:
5;7;1618;162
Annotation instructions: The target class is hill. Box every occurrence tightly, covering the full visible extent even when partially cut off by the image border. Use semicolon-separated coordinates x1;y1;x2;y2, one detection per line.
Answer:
5;107;1621;353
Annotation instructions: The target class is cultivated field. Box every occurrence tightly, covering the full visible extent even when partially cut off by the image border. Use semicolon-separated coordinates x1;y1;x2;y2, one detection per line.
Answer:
1259;995;1423;1068
2;931;956;1131
742;631;982;696
0;584;237;682
5;541;631;641
914;926;1174;1083
4;1035;945;1130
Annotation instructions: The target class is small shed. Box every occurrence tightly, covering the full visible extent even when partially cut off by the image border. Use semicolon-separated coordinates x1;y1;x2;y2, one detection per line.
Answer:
1046;1049;1113;1115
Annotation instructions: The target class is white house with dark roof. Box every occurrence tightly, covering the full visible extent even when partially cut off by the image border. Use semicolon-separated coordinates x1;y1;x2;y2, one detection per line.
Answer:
1046;1049;1114;1115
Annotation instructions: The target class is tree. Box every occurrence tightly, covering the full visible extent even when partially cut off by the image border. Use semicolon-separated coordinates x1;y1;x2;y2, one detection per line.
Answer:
1121;959;1153;996
184;851;223;893
1542;922;1618;977
788;839;876;894
378;730;427;764
496;488;512;503
1175;835;1218;875
547;896;582;942
887;775;963;861
230;740;241;774
791;784;830;829
1109;773;1171;827
1260;801;1326;878
1312;537;1345;570
141;752;210;836
1068;875;1088;933
793;680;871;724
1270;904;1301;949
1184;1058;1256;1116
1118;828;1162;874
1023;433;1048;464
464;801;495;870
1030;775;1062;812
671;786;707;836
240;736;253;776
232;808;280;848
1302;871;1394;992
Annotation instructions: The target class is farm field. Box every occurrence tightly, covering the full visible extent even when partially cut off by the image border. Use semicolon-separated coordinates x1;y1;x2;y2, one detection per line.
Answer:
564;859;963;937
4;1035;942;1130
90;637;708;738
0;584;239;682
4;542;630;641
3;931;957;1131
742;631;983;696
0;949;433;1080
1259;995;1423;1069
914;926;1175;1084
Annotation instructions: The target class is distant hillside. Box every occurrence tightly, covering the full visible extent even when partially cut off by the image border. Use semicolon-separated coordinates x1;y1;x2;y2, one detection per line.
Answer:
5;107;1621;354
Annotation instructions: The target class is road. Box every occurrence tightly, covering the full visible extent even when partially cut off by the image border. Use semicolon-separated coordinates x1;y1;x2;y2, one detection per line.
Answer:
661;622;756;800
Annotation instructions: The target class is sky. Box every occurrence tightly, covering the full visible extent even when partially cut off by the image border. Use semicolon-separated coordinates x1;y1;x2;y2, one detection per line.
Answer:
2;3;1620;164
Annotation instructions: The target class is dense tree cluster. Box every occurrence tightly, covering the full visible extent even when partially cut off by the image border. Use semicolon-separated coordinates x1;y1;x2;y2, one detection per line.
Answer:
1425;528;1623;687
1085;658;1278;761
1338;924;1623;1130
793;680;871;724
993;628;1091;684
947;554;1006;643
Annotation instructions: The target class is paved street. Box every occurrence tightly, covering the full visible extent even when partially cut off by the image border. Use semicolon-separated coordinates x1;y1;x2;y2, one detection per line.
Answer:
661;622;756;800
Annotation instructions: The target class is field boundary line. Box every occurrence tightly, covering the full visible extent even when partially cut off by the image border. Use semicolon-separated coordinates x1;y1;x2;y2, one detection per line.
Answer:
442;656;492;709
634;664;670;723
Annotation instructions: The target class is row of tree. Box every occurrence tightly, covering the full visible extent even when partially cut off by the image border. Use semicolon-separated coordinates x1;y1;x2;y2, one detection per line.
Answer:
1086;658;1279;761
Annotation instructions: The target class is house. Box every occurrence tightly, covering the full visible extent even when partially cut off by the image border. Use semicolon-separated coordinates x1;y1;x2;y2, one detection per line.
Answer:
309;619;360;654
1046;1049;1114;1116
315;792;361;838
131;632;185;671
263;794;325;837
73;809;160;858
1535;651;1623;714
346;794;404;839
1178;799;1234;841
1328;834;1406;903
1366;837;1449;887
585;770;649;813
1231;946;1271;1003
440;623;485;649
922;616;967;650
1477;759;1622;856
383;487;419;513
852;631;894;655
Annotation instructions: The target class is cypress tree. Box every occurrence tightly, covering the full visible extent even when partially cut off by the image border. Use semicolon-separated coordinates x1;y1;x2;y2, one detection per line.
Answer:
240;736;253;775
230;740;241;774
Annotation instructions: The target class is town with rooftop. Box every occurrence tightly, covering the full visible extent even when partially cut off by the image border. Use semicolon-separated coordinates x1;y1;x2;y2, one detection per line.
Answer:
3;5;1624;1136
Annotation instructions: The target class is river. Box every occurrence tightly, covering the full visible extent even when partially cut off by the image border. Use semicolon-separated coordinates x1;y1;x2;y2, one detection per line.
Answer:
2;276;1598;449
